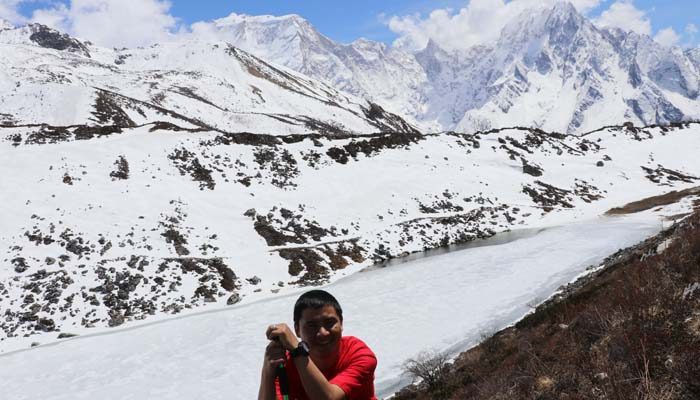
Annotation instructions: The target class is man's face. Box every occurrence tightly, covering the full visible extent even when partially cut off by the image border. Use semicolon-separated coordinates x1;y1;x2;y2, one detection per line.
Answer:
295;304;343;356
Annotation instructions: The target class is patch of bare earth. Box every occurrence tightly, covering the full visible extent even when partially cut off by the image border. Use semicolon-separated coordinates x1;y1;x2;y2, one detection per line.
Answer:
606;186;700;215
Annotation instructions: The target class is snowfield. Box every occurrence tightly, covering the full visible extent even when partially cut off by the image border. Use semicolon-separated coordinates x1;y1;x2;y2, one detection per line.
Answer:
0;210;670;399
2;122;700;353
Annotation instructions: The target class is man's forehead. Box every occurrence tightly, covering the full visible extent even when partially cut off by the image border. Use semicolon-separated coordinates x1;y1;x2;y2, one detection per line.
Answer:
301;304;339;321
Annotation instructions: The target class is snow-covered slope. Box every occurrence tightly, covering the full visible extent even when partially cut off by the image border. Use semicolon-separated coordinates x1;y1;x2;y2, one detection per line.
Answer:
0;23;415;135
0;213;667;399
455;2;698;134
208;2;700;133
2;117;700;352
1;8;700;356
196;13;434;131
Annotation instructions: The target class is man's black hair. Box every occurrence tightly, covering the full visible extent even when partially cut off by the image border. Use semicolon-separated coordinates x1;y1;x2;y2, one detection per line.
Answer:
293;290;343;324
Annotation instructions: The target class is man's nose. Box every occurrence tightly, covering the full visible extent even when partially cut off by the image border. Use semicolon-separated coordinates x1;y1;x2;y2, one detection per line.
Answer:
317;326;330;336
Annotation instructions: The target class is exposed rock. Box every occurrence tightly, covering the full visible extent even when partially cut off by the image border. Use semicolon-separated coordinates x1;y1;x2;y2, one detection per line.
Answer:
35;318;55;332
29;24;90;57
522;181;574;211
168;147;215;190
91;91;136;127
326;131;422;164
522;158;544;176
227;293;241;305
12;257;29;273
246;276;262;285
642;164;699;186
253;207;336;246
108;310;124;327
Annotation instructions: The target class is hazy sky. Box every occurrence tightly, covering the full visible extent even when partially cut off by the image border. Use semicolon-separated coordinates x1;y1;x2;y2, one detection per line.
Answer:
2;0;698;49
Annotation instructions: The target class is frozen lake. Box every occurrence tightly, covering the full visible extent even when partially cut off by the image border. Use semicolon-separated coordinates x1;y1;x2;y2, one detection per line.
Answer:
0;213;662;399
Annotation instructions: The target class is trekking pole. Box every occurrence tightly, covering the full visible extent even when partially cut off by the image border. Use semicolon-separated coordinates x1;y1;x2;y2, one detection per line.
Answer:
273;336;290;400
277;363;290;400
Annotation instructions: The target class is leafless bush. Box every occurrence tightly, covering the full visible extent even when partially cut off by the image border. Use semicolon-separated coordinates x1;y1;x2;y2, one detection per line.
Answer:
403;350;452;393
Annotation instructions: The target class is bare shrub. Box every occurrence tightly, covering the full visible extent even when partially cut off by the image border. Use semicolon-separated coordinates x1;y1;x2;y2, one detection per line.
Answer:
110;155;129;180
403;350;452;393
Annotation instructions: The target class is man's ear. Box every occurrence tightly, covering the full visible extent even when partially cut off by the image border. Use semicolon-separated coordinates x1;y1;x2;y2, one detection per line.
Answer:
294;322;300;337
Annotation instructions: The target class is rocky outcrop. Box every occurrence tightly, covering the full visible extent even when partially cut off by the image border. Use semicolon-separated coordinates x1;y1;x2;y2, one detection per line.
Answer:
29;24;90;57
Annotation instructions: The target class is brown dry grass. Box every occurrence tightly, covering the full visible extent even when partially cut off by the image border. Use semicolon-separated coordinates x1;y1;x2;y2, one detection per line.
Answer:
606;187;700;215
394;210;700;400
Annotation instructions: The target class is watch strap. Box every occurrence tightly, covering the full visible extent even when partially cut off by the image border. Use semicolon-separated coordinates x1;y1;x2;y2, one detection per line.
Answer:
290;341;310;358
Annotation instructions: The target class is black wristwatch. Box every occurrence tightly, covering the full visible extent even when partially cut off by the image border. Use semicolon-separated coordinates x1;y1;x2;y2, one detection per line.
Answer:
290;341;310;358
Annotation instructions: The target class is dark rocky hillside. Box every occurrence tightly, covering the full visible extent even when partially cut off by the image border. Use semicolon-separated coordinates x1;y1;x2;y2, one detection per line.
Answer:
395;208;700;399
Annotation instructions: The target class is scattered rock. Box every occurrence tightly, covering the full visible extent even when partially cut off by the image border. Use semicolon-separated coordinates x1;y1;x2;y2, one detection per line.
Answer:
246;276;261;285
227;293;241;305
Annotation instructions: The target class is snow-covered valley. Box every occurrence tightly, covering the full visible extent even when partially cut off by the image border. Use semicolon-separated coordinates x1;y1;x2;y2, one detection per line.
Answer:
0;211;669;399
2;120;700;354
1;4;700;398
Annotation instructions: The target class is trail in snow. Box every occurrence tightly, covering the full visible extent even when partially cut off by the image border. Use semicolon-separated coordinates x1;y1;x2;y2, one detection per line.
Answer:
0;213;662;399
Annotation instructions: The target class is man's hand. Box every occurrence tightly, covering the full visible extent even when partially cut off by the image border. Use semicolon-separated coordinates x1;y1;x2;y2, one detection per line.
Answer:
266;323;299;351
264;340;286;369
259;327;293;400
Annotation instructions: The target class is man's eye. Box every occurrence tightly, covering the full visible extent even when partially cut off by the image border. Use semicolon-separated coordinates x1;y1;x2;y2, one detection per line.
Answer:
324;320;337;329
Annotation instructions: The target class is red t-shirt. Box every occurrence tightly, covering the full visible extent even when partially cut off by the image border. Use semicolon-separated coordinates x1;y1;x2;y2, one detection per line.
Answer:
275;336;377;400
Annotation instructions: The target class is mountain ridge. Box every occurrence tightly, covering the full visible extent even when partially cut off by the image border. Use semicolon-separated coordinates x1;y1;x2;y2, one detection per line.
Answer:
205;2;700;134
0;22;417;136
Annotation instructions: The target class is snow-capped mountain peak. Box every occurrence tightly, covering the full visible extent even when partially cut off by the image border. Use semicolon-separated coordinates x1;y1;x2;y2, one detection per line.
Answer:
193;12;436;130
205;13;327;71
205;2;699;134
0;20;417;134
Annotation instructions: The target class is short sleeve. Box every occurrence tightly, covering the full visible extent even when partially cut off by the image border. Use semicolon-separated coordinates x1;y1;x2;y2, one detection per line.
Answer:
329;350;377;399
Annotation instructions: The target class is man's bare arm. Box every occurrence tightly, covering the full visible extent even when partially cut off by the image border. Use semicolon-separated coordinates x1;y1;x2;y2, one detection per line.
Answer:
266;323;347;400
293;355;346;400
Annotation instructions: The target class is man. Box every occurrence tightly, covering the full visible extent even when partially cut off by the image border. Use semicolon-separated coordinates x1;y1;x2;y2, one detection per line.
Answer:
258;290;377;400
